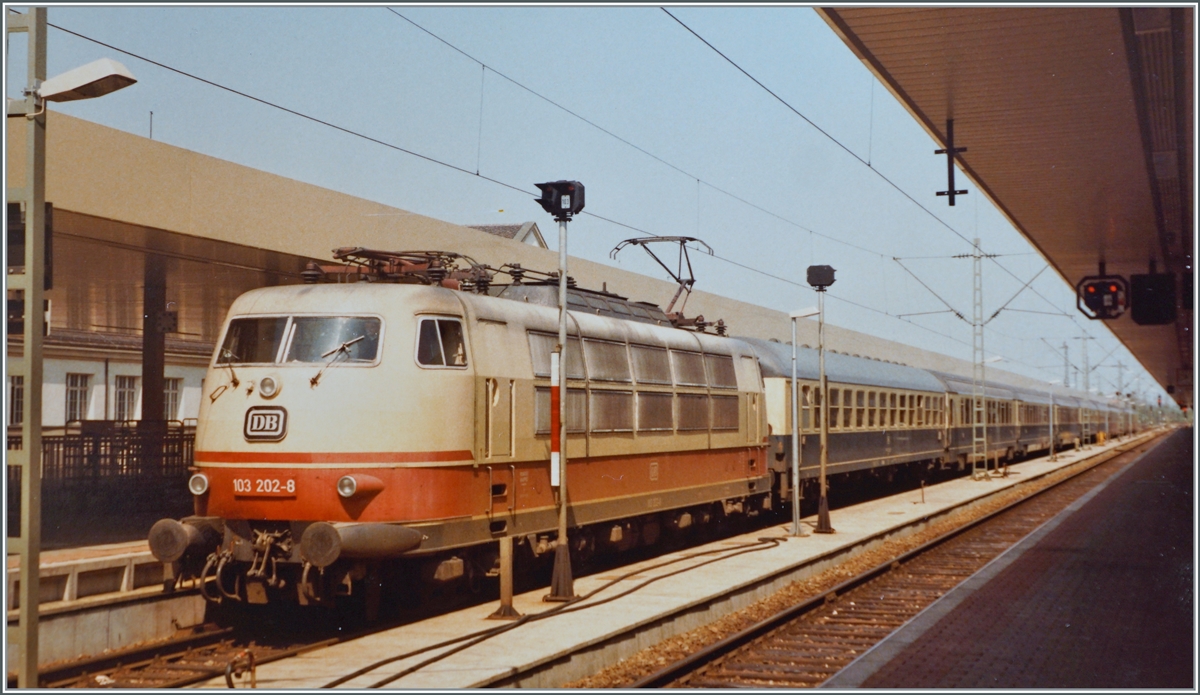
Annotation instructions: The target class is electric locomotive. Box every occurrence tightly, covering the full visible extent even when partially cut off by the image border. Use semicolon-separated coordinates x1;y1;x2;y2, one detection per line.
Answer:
149;250;771;608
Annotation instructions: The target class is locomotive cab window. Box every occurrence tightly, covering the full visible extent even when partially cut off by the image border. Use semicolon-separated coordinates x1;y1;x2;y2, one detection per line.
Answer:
285;316;381;363
218;317;289;364
417;317;467;368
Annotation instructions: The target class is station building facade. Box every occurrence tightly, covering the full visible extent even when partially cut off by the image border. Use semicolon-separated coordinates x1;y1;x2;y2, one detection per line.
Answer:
7;112;1031;438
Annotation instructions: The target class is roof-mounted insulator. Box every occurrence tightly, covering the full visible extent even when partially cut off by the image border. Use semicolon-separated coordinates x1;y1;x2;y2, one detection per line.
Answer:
301;262;323;284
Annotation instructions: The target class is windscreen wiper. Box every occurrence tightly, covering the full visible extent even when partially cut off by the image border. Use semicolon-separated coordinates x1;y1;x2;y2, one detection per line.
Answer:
310;335;365;387
210;348;241;402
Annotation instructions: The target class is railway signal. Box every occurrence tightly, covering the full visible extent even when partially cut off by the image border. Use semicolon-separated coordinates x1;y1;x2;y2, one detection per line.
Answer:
534;180;585;220
535;179;584;601
1075;275;1128;320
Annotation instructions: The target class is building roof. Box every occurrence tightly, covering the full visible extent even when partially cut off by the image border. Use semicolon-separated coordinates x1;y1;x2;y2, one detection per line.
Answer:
466;221;547;248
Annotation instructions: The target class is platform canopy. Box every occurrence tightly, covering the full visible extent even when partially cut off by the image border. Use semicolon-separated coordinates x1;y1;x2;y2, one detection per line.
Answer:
818;7;1194;408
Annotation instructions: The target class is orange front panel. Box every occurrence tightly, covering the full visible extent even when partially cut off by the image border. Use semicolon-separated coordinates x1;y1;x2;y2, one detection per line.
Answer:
200;445;768;524
202;466;492;522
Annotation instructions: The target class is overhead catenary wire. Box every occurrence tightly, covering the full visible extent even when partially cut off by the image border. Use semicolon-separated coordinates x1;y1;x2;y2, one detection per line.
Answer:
660;7;976;252
42;15;1126;384
661;7;1089;326
387;8;887;261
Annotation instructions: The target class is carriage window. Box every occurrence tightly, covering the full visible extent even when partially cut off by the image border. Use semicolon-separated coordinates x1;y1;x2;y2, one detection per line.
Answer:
638;392;674;431
712;395;739;430
855;390;865;428
828;389;840;430
528;332;584;379
671;351;707;387
868;392;877;427
631;345;672;384
916;395;924;426
801;385;812;430
590;390;633;432
535;387;586;434
287;316;382;364
842;389;853;429
218;317;289;364
416;318;466;367
677;394;710;431
705;354;738;389
584;339;632;382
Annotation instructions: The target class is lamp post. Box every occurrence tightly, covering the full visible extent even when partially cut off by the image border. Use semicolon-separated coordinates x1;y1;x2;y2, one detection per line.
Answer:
6;9;136;686
806;265;835;534
1047;379;1062;462
982;355;1003;475
535;181;584;602
789;307;819;537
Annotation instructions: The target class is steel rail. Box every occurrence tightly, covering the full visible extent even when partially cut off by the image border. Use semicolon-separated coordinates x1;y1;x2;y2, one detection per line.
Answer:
631;432;1162;688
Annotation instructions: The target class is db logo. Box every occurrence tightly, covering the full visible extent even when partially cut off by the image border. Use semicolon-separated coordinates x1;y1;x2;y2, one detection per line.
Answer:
244;406;287;441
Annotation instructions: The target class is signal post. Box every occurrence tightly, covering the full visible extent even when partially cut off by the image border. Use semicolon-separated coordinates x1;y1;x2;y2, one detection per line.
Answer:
535;180;584;602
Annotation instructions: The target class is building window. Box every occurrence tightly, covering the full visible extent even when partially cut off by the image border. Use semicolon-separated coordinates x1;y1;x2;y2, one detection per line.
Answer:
66;373;90;423
8;375;23;426
164;378;182;421
115;375;138;422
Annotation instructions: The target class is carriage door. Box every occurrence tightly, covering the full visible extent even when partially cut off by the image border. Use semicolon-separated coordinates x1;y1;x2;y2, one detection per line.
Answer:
739;356;764;445
485;378;515;524
486;377;514;458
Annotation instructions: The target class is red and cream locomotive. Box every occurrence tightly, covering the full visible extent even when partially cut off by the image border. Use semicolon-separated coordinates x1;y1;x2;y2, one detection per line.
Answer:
149;249;772;609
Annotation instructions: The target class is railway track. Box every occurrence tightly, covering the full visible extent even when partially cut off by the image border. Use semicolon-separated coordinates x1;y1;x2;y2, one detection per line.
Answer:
26;434;1158;688
632;434;1161;688
34;623;339;689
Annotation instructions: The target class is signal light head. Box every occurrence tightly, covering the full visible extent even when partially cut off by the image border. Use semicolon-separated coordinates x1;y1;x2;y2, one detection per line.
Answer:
535;180;585;220
1076;275;1128;320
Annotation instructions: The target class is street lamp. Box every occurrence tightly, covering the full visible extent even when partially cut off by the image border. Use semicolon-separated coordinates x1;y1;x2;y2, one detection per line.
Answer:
806;265;835;534
6;8;136;688
534;180;584;602
789;306;819;537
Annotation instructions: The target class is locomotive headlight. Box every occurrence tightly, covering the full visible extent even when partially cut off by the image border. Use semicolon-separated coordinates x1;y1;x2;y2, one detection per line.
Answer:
259;375;280;398
336;475;357;498
188;473;210;496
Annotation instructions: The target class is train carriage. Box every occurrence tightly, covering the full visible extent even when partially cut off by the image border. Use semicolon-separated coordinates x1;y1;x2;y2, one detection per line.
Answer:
743;338;949;487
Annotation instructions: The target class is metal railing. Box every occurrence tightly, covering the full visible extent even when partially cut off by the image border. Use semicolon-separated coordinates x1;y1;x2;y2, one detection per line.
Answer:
7;427;196;544
7;424;194;481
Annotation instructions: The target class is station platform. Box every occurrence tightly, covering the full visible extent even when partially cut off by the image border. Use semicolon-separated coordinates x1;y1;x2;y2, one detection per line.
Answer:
189;431;1169;689
6;540;149;571
824;427;1193;689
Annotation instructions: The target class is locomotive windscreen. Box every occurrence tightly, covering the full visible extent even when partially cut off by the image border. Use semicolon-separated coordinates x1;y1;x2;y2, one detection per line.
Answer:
218;317;289;364
217;315;381;364
285;317;381;363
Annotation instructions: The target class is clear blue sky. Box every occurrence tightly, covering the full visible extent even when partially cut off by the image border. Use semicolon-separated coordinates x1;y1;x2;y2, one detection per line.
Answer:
5;4;1171;406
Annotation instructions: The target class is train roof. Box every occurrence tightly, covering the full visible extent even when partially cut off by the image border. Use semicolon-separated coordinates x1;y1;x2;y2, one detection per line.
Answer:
740;337;947;393
490;284;673;327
